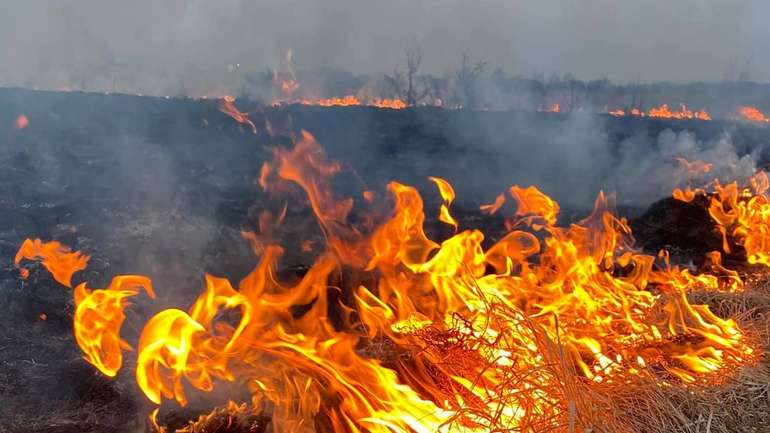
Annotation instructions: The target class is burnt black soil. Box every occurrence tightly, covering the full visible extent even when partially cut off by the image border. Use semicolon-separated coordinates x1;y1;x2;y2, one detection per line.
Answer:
0;88;766;433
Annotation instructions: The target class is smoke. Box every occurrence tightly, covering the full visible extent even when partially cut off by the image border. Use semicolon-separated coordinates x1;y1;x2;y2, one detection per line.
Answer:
475;113;761;209
609;128;758;204
0;0;767;95
291;108;761;211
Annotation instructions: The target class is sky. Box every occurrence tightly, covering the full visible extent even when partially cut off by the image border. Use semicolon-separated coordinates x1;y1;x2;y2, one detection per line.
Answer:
0;0;767;94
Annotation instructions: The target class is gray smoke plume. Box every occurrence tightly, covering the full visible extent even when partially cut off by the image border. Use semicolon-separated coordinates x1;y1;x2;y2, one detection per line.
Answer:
0;0;768;95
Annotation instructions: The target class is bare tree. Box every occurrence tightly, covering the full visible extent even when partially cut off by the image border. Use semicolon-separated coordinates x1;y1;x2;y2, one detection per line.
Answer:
383;43;431;106
455;53;487;109
405;44;422;106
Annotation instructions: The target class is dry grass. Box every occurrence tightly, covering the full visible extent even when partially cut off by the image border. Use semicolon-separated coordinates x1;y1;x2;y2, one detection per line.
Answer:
579;283;770;433
149;279;770;433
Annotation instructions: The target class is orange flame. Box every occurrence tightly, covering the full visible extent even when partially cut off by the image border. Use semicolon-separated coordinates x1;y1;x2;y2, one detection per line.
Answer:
283;95;407;110
675;157;712;176
708;171;770;267
219;95;257;134
371;98;407;109
279;49;301;96
539;103;560;113
310;95;362;107
607;104;711;120
66;132;757;432
738;106;770;123
14;238;90;287
428;176;458;230
672;187;698;203
264;51;407;110
480;193;506;215
74;275;155;377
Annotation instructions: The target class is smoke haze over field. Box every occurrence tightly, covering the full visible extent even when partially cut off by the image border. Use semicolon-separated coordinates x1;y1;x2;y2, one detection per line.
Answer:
0;0;768;94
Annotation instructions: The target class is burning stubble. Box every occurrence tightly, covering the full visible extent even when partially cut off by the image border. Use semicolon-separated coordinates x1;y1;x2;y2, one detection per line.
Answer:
21;122;770;433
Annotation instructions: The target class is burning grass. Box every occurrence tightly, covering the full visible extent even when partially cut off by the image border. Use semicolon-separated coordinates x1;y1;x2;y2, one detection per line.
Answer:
13;125;770;433
141;280;770;433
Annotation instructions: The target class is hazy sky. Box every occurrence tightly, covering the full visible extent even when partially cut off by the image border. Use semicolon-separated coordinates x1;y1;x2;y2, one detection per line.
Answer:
0;0;767;93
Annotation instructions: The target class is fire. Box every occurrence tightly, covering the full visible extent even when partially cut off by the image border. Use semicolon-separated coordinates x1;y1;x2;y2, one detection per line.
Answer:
428;176;458;230
15;114;29;129
14;238;90;287
539;103;560;113
283;94;407;109
480;193;506;215
738;106;770;123
34;131;761;431
304;95;362;107
672;187;698;203
74;275;155;377
675;157;712;176
708;171;770;267
670;171;770;287
281;79;301;95
608;104;711;120
372;98;408;109
268;49;408;109
219;96;257;134
280;49;301;96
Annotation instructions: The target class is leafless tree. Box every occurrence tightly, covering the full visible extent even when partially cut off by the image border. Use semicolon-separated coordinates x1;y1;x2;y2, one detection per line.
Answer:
455;53;487;109
405;44;422;106
383;43;431;106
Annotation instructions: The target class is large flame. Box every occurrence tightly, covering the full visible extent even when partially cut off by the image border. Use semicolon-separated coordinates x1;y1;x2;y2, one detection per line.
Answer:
35;131;763;432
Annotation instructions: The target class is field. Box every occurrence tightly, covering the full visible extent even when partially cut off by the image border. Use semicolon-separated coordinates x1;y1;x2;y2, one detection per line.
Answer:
1;88;769;433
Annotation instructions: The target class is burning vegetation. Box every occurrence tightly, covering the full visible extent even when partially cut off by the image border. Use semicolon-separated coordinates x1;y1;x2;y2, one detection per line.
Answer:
14;107;770;432
607;104;712;121
224;50;770;125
